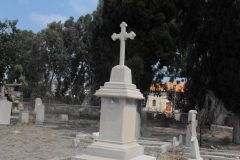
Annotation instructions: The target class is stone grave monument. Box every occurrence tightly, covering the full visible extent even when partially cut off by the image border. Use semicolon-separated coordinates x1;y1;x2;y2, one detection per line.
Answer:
173;134;183;147
72;22;156;160
34;98;45;124
0;84;12;125
34;98;42;112
186;111;198;147
186;110;203;160
19;110;29;123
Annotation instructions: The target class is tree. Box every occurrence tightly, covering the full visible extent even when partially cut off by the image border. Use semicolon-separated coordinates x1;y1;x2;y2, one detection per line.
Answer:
39;21;70;96
61;16;93;103
8;30;46;97
90;0;179;95
36;17;93;104
0;20;18;82
178;0;240;143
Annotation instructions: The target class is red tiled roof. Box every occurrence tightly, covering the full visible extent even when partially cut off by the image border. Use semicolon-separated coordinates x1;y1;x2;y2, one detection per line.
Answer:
150;82;185;93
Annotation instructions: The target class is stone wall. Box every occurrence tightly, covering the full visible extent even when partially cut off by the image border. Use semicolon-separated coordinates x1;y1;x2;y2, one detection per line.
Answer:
21;100;100;119
44;103;100;119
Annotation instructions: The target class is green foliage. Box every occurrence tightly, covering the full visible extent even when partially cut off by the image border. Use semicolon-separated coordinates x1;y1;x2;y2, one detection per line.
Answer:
126;56;144;84
178;0;240;143
90;0;179;93
6;30;44;97
0;20;18;81
2;17;92;103
178;0;240;113
39;21;69;95
62;15;93;103
0;1;181;103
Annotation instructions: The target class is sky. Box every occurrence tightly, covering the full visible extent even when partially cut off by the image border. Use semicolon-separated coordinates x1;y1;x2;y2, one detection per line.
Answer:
0;0;98;33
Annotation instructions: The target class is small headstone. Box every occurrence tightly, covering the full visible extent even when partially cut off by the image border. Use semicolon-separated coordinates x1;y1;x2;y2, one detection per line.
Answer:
187;110;203;160
174;110;181;121
19;110;29;123
59;114;68;121
179;134;183;144
18;103;24;110
173;137;179;147
34;98;42;112
173;134;183;148
72;138;80;148
92;132;99;139
34;98;45;124
0;99;12;125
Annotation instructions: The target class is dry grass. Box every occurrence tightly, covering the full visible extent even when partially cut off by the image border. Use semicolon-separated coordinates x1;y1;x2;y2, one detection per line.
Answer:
166;155;187;160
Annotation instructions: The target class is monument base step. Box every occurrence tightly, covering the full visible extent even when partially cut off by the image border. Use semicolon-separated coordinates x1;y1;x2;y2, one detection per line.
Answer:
71;155;156;160
71;141;156;160
188;158;203;160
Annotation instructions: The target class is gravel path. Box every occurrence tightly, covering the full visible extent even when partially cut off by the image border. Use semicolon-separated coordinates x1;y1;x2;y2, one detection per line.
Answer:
0;116;239;160
0;116;99;160
0;124;84;160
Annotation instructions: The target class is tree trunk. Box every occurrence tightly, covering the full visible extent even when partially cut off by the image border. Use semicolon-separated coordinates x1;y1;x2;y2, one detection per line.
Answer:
233;112;240;144
49;71;55;95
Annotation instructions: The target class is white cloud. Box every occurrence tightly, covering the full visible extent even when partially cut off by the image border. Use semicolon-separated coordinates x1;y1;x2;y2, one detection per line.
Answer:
69;0;98;15
30;12;67;26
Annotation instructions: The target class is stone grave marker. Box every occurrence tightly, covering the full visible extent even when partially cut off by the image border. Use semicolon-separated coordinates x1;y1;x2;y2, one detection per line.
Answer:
34;98;45;124
186;111;198;146
19;110;29;123
0;85;12;125
72;22;156;160
0;98;12;125
34;98;42;112
173;134;183;148
187;110;203;160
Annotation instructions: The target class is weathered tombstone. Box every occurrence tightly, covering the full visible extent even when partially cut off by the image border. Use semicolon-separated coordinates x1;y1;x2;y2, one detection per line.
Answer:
174;110;181;121
19;110;29;123
187;110;203;160
0;98;12;125
172;134;183;148
72;138;80;148
34;98;42;112
186;112;198;146
179;134;183;144
92;132;99;139
72;22;156;160
34;98;45;124
0;85;12;125
173;137;179;147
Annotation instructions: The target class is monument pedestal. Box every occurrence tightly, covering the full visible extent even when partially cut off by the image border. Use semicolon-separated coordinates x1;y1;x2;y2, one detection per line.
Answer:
72;141;154;160
72;65;155;160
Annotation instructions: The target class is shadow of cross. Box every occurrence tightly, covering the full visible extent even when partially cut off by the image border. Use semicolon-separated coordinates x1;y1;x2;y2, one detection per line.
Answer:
111;22;136;66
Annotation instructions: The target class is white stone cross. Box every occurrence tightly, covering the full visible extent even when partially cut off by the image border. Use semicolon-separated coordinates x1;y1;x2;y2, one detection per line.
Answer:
111;22;136;66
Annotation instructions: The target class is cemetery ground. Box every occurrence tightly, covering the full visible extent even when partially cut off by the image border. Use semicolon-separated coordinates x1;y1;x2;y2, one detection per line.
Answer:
0;114;239;160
